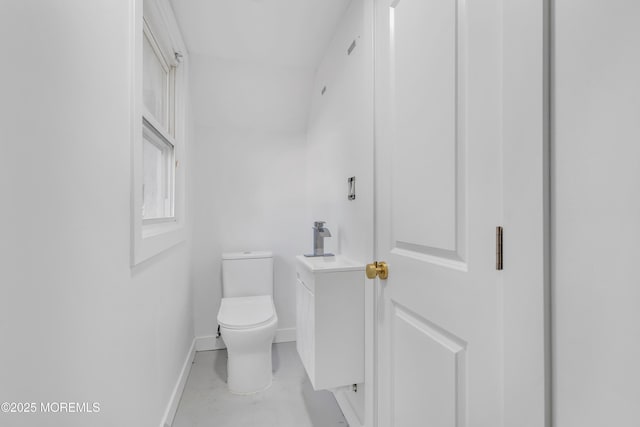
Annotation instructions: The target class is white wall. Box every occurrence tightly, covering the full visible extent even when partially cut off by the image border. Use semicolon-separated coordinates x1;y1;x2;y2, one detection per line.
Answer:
190;55;313;344
306;0;373;266
0;2;194;427
306;0;374;424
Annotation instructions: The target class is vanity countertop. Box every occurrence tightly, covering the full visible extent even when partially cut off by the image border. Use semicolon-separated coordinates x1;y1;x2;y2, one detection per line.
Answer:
295;255;365;273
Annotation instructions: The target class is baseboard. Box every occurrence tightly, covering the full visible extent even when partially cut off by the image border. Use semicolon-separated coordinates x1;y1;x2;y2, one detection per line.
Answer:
195;334;226;351
334;390;363;427
274;327;296;343
160;337;196;427
195;327;296;352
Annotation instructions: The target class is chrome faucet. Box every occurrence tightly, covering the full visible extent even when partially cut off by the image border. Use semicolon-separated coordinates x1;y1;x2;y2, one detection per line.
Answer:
305;221;335;257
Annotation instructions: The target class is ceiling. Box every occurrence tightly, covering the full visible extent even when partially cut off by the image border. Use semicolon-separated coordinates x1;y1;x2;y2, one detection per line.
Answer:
169;0;351;69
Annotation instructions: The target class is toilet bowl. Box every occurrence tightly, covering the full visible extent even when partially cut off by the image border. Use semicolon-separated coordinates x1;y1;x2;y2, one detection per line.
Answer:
217;251;278;394
218;295;278;394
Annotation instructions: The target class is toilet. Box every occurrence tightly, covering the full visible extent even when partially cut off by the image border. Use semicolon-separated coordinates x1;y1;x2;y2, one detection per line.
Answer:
217;251;278;394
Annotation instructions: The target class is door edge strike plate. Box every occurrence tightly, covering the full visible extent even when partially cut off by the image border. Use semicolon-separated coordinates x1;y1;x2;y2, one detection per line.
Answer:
496;226;503;271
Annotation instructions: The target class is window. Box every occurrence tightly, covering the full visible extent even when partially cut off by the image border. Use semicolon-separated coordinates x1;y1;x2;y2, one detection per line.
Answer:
143;121;174;220
131;0;188;265
142;19;175;223
142;27;171;131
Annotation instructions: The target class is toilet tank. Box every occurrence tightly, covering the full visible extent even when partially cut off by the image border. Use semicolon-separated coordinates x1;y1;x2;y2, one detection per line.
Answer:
222;251;274;298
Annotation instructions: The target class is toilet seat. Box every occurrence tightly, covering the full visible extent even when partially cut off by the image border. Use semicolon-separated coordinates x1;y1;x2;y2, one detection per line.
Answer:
218;295;276;330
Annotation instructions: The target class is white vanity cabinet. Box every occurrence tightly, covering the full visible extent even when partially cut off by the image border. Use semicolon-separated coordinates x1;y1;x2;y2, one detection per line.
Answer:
295;255;365;390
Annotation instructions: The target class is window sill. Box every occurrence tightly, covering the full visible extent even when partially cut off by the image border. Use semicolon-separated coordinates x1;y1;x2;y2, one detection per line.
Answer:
132;219;186;266
142;219;179;238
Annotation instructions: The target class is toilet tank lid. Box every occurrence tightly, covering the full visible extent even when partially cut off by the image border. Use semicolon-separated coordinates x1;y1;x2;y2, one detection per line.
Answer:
222;251;273;260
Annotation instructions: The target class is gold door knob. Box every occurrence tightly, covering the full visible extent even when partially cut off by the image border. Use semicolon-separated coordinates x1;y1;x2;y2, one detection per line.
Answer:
366;261;389;280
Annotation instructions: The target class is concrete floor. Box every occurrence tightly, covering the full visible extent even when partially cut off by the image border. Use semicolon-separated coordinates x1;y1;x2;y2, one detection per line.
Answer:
172;342;349;427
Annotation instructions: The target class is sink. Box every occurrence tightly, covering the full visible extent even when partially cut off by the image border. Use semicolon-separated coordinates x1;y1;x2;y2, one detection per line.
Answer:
295;255;364;273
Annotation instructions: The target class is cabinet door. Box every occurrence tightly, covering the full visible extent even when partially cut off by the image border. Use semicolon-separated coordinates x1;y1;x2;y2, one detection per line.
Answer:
295;279;306;367
295;278;315;384
305;283;315;384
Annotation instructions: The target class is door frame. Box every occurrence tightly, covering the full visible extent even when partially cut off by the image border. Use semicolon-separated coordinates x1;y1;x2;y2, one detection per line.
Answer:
500;0;550;425
371;0;551;426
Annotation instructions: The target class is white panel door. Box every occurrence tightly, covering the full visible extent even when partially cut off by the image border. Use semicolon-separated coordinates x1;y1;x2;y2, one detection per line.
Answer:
373;0;547;425
552;1;640;425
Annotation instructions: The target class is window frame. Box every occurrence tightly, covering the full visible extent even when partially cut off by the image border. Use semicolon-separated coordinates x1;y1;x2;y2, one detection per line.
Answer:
131;0;189;266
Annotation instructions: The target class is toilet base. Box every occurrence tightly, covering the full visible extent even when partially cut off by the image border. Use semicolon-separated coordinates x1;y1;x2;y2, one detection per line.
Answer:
227;348;273;394
220;316;278;395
